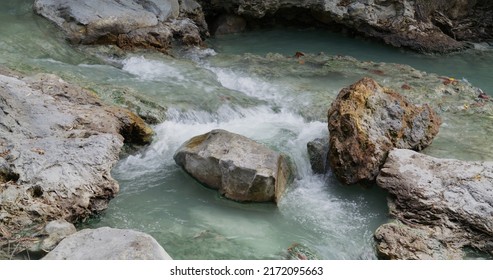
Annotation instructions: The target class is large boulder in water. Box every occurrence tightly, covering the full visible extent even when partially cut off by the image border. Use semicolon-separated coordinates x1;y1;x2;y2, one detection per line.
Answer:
327;77;441;184
173;129;293;203
375;149;493;259
43;227;172;260
33;0;207;52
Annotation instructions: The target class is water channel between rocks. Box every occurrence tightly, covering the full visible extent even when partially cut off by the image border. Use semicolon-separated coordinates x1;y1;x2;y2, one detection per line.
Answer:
1;0;493;259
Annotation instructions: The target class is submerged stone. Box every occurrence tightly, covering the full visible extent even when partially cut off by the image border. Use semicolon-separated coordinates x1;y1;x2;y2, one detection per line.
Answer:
375;149;493;259
285;243;320;260
327;77;441;184
174;129;293;203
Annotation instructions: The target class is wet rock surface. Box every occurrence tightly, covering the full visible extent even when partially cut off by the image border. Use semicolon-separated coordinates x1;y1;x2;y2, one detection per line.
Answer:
43;227;172;260
307;137;329;174
327;77;441;184
0;71;152;257
174;129;293;203
198;0;492;53
34;0;208;52
375;149;493;259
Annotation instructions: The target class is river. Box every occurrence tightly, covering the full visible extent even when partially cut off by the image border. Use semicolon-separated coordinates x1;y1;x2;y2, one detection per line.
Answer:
1;0;492;259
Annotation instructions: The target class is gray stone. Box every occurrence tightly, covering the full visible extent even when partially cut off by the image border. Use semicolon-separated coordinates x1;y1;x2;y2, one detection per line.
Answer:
174;129;293;203
35;220;77;252
306;137;329;174
43;227;172;260
33;0;206;52
0;72;152;256
375;149;493;259
327;77;441;184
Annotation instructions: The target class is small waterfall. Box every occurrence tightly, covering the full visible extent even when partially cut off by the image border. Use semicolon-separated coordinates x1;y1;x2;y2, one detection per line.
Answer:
108;54;389;259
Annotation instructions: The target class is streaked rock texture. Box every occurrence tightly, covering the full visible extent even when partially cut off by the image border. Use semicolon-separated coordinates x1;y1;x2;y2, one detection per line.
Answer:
375;149;493;259
174;129;293;203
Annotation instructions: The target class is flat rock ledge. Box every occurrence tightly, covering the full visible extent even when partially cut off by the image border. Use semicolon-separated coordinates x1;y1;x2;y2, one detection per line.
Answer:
0;71;153;257
328;77;441;185
375;149;493;259
174;129;293;203
34;0;208;53
43;227;172;260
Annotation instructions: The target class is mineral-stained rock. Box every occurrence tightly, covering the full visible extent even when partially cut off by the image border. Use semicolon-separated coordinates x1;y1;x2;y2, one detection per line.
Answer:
374;221;463;260
173;129;293;203
33;0;208;52
307;137;329;174
375;149;493;259
327;77;441;184
43;227;172;260
0;72;153;256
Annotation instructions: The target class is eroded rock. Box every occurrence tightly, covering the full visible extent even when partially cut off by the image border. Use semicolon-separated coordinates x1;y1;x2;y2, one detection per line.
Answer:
0;72;152;256
173;129;293;203
375;149;493;259
34;0;208;52
198;0;493;53
43;227;172;260
327;77;441;184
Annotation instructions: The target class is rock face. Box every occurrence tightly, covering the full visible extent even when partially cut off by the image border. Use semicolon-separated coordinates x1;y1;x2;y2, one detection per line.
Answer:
0;72;152;256
34;0;208;52
174;129;293;202
327;77;441;184
198;0;493;53
375;149;493;259
43;227;172;260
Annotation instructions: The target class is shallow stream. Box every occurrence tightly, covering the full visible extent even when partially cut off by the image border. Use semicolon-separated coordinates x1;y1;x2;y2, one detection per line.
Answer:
1;0;492;259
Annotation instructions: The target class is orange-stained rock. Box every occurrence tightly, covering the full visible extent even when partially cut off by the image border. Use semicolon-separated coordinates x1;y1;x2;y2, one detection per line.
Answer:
327;77;441;184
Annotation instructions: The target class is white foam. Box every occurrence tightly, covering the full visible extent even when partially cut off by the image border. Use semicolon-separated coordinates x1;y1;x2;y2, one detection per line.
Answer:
121;56;185;81
207;67;289;103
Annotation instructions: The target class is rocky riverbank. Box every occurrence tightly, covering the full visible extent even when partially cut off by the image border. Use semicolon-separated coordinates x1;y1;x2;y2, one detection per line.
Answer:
375;149;493;259
33;0;492;54
0;68;152;258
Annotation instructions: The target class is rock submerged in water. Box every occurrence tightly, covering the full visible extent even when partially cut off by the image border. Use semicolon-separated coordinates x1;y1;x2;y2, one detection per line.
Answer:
43;227;172;260
0;71;153;256
375;149;493;259
173;129;293;203
327;77;441;184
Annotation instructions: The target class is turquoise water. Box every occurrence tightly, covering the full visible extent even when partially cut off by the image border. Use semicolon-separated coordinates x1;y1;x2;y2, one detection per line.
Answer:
208;28;493;95
1;1;493;259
